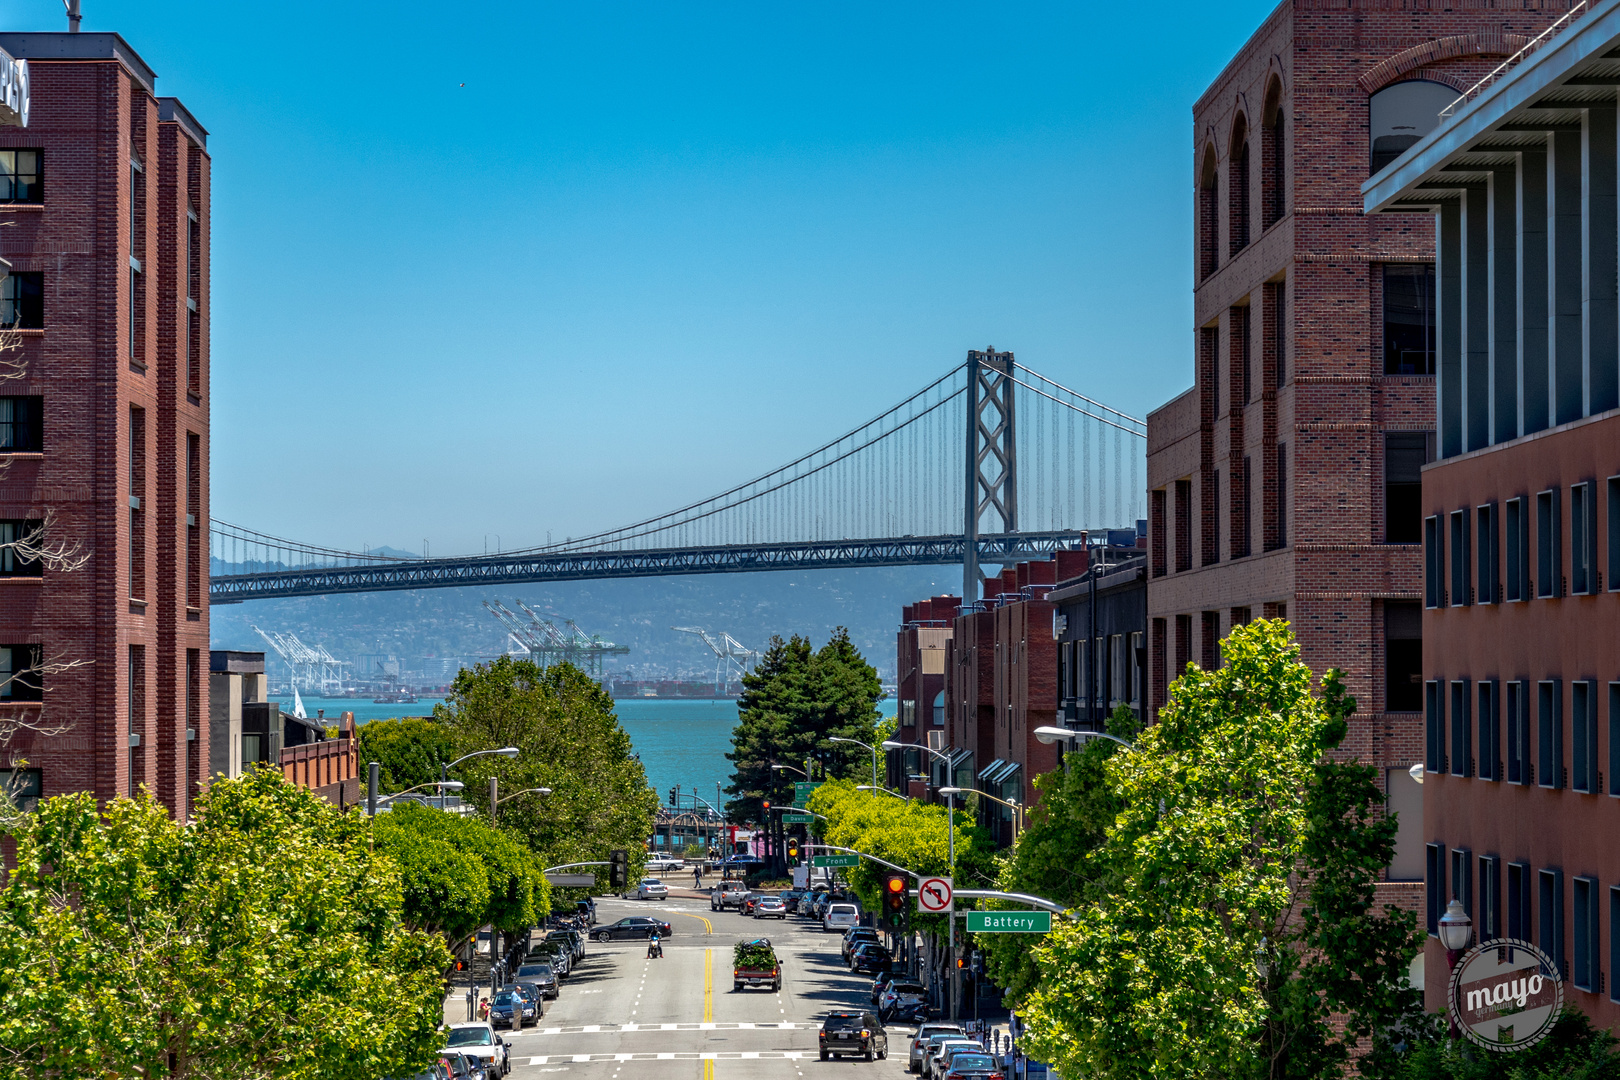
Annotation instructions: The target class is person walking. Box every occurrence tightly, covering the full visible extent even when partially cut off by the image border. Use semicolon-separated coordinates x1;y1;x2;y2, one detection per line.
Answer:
693;865;703;890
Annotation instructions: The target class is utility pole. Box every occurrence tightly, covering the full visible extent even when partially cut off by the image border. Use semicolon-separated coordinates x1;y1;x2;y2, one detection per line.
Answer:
367;760;379;817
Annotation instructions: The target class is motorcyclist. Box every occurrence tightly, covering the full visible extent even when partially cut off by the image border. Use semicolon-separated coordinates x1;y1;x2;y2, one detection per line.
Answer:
647;931;663;959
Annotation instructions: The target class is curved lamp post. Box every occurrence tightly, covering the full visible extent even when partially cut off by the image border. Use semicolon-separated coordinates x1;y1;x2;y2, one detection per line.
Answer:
441;746;520;810
829;736;882;792
1032;726;1137;751
377;780;463;808
857;784;907;801
491;786;551;821
940;785;1023;839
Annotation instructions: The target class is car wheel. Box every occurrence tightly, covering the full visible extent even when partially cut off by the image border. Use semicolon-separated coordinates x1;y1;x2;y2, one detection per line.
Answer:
734;982;742;992
594;931;609;942
820;1051;829;1061
865;1049;874;1062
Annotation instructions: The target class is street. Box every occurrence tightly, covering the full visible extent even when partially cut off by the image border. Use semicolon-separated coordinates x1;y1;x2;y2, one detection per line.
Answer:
497;895;924;1079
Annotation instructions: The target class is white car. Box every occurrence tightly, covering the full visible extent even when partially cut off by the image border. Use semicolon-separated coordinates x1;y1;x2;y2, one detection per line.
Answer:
822;902;859;933
636;877;670;900
646;855;686;872
445;1022;510;1079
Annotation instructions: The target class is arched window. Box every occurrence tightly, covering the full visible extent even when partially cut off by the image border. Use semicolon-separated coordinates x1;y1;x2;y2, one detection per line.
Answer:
932;690;945;726
1262;77;1285;229
1199;147;1219;280
1369;79;1455;176
1229;116;1250;255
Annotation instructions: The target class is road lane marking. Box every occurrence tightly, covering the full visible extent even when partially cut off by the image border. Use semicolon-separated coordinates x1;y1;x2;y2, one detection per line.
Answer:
704;948;713;1022
511;1023;798;1037
526;1054;808;1065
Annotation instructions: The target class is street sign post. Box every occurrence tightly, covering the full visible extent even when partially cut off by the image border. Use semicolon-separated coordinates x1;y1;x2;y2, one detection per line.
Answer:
782;813;814;824
792;781;823;808
813;854;860;869
966;910;1051;933
918;876;954;914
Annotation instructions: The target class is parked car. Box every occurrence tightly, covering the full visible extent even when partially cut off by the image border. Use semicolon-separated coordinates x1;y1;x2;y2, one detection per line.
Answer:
593;916;673;942
488;988;537;1029
851;942;892;974
575;898;597;925
645;855;684;872
819;1010;889;1062
823;902;860;933
546;928;585;961
928;1039;986;1080
879;981;928;1020
443;1022;510;1080
870;968;905;1004
529;940;571;977
753;896;787;918
909;1025;966;1074
842;927;881;963
513;961;559;1000
800;889;828;916
941;1054;1003;1080
438;1052;480;1080
636;878;669;900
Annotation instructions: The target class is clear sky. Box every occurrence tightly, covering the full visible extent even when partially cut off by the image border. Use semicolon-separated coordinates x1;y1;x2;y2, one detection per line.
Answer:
7;0;1280;554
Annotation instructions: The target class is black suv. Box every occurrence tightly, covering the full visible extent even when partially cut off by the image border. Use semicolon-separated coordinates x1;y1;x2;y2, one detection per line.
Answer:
819;1010;888;1062
841;927;881;963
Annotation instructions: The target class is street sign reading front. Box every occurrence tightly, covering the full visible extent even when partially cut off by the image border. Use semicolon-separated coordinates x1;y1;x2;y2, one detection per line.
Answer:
813;854;859;868
917;876;953;913
967;910;1051;934
782;813;814;824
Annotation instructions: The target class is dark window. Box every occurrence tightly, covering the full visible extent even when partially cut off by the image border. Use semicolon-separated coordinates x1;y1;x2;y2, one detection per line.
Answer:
1480;855;1501;941
186;432;201;608
1426;842;1447;935
1151;488;1167;577
0;150;41;203
1450;510;1470;606
1274;442;1288;549
0;519;42;577
1540;869;1565;972
0;766;40;811
1610;477;1620;594
187;208;201;397
1386;433;1429;544
1424;515;1443;607
1573;681;1598;794
129;406;144;602
1370;80;1455;175
1508;862;1532;942
1572;482;1596;594
1478;680;1500;782
1174;479;1191;573
1507;497;1530;601
1477;503;1498;604
1383;265;1436;375
1265;109;1285;229
1611;684;1620;797
1575;877;1600;992
1508;681;1531;785
1452;847;1473;923
1451;680;1471;777
1237;456;1251;558
1539;680;1563;789
1537;489;1561;598
1212;470;1221;563
1611;886;1620;1002
0;643;42;701
1385;601;1422;712
0;396;40;452
0;272;42;329
1229;125;1250;256
1425;680;1444;774
1199;155;1218;280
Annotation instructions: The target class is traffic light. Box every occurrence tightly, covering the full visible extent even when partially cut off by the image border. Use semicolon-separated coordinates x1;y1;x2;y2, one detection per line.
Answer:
762;800;771;814
609;848;629;889
884;873;907;915
787;840;799;860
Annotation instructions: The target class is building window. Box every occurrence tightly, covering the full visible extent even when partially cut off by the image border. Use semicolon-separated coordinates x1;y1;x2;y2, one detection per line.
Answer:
1370;80;1456;175
1508;680;1530;785
1507;497;1530;601
1537;489;1562;598
1480;855;1501;941
1610;886;1620;1002
1539;680;1563;789
1539;869;1565;973
1237;456;1251;558
0;644;43;701
1508;862;1532;942
0;150;41;203
1199;150;1219;280
187;432;201;608
1229;119;1250;256
1611;684;1620;798
129;407;145;601
1451;847;1473;924
0;272;42;330
1477;503;1498;605
1175;479;1192;572
187;207;200;397
185;647;199;811
1386;433;1429;544
1263;104;1285;229
1212;470;1221;563
0;396;40;453
931;691;944;727
128;644;144;797
1610;477;1620;594
1424;515;1443;607
1449;509;1470;606
1425;680;1445;774
1451;680;1472;777
1426;842;1447;935
1478;680;1500;782
1573;681;1598;794
0;520;41;577
1575;877;1601;992
1151;488;1167;577
1386;602;1422;712
1383;265;1436;375
0;766;40;811
1571;481;1596;594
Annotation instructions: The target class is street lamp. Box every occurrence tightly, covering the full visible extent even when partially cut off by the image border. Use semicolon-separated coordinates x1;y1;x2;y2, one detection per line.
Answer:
883;740;954;868
1032;726;1137;751
771;763;808;778
857;784;907;801
939;785;1023;839
829;736;881;792
377;780;464;807
1438;899;1473;1038
441;746;520;810
491;786;551;821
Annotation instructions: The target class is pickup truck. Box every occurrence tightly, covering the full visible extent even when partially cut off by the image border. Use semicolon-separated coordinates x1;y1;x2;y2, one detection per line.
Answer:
732;939;781;992
711;880;750;912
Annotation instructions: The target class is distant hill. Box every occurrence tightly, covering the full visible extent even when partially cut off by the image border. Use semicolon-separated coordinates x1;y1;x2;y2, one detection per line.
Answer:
208;565;960;685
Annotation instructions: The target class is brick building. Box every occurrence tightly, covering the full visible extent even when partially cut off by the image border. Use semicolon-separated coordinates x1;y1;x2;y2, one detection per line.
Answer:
1145;3;1568;892
1365;0;1620;1027
0;32;210;821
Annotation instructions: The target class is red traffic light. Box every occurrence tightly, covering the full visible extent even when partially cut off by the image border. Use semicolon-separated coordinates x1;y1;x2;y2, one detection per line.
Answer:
763;800;771;812
886;877;905;894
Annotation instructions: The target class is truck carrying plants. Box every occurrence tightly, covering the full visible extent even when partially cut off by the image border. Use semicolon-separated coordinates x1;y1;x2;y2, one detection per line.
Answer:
732;938;781;992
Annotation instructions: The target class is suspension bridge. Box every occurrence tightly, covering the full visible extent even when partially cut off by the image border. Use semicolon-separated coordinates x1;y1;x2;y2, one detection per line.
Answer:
209;350;1147;604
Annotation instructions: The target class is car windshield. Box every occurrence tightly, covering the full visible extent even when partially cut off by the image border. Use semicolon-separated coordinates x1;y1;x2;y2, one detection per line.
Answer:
493;992;521;1005
891;983;927;995
517;965;552;977
823;1014;867;1031
640;879;661;886
446;1029;493;1047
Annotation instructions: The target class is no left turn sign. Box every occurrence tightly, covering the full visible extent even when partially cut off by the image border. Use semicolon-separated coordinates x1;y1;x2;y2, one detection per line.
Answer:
918;876;954;913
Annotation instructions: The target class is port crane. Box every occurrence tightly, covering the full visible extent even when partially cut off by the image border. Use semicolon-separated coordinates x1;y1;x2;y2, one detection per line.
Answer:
251;626;348;694
481;599;629;679
671;626;759;695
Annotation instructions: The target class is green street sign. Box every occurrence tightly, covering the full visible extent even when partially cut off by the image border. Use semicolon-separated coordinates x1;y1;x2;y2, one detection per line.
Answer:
967;910;1052;934
794;781;822;801
782;813;814;824
813;854;860;868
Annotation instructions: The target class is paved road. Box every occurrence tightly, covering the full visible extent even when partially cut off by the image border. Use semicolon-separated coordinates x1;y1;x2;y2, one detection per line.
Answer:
499;896;919;1080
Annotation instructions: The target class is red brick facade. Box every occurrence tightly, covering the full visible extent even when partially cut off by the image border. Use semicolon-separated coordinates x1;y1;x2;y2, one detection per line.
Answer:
0;33;209;820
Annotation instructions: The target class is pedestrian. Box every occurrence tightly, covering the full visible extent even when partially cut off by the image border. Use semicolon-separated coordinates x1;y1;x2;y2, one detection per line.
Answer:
694;865;703;889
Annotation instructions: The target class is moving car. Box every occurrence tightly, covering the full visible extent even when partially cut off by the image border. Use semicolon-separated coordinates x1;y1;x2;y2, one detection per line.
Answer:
575;898;597;925
513;961;559;1000
850;942;892;974
819;1010;889;1062
711;880;750;912
753;896;787;918
487;989;537;1029
842;927;881;963
823;902;860;933
732;938;782;992
636;878;669;900
443;1022;510;1080
593;916;673;941
909;1024;966;1073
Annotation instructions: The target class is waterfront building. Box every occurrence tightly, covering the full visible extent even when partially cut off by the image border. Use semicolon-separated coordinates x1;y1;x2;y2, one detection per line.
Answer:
1364;0;1620;1026
0;31;210;819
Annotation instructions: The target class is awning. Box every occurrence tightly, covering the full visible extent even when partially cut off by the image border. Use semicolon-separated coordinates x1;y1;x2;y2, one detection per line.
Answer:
979;759;1021;786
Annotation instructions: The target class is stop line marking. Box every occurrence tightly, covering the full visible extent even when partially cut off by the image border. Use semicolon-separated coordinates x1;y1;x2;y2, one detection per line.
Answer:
526;1052;808;1064
513;1022;796;1037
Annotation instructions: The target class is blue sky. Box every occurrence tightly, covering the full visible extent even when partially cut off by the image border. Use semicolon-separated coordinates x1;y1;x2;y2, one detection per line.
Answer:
8;0;1279;553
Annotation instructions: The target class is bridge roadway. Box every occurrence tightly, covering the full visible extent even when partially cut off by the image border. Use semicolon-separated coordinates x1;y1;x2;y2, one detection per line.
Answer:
208;530;1086;603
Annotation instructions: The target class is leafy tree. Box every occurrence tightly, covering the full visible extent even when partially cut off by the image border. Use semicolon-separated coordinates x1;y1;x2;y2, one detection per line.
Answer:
372;800;549;941
1392;1009;1620;1079
0;769;447;1080
356;714;466;792
808;628;886;779
1018;620;1421;1080
436;656;659;889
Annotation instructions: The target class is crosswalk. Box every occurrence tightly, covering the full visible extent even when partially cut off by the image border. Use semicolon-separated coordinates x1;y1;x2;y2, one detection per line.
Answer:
512;1022;798;1037
526;1052;810;1064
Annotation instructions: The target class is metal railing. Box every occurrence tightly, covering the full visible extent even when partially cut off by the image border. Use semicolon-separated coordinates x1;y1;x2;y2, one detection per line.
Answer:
1441;1;1592;117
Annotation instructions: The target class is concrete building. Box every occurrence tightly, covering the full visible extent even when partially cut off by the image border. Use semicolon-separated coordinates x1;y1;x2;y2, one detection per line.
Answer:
0;32;210;820
1364;0;1620;1026
209;649;359;805
1145;2;1567;897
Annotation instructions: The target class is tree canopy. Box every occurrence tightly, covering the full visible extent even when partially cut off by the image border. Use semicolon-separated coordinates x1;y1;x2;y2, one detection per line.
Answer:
0;769;447;1080
355;715;466;792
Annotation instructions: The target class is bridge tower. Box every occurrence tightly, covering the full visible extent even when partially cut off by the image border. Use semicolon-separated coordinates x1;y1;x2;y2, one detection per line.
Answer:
962;348;1017;602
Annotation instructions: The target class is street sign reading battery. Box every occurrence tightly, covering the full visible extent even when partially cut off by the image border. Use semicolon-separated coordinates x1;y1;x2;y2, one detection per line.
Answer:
917;876;954;913
782;813;814;824
967;910;1052;933
813;854;859;868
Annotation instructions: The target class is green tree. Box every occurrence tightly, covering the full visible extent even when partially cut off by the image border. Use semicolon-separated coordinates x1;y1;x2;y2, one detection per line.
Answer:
808;628;885;779
356;714;466;792
436;656;659;889
724;634;814;823
1393;1009;1620;1079
0;769;447;1080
